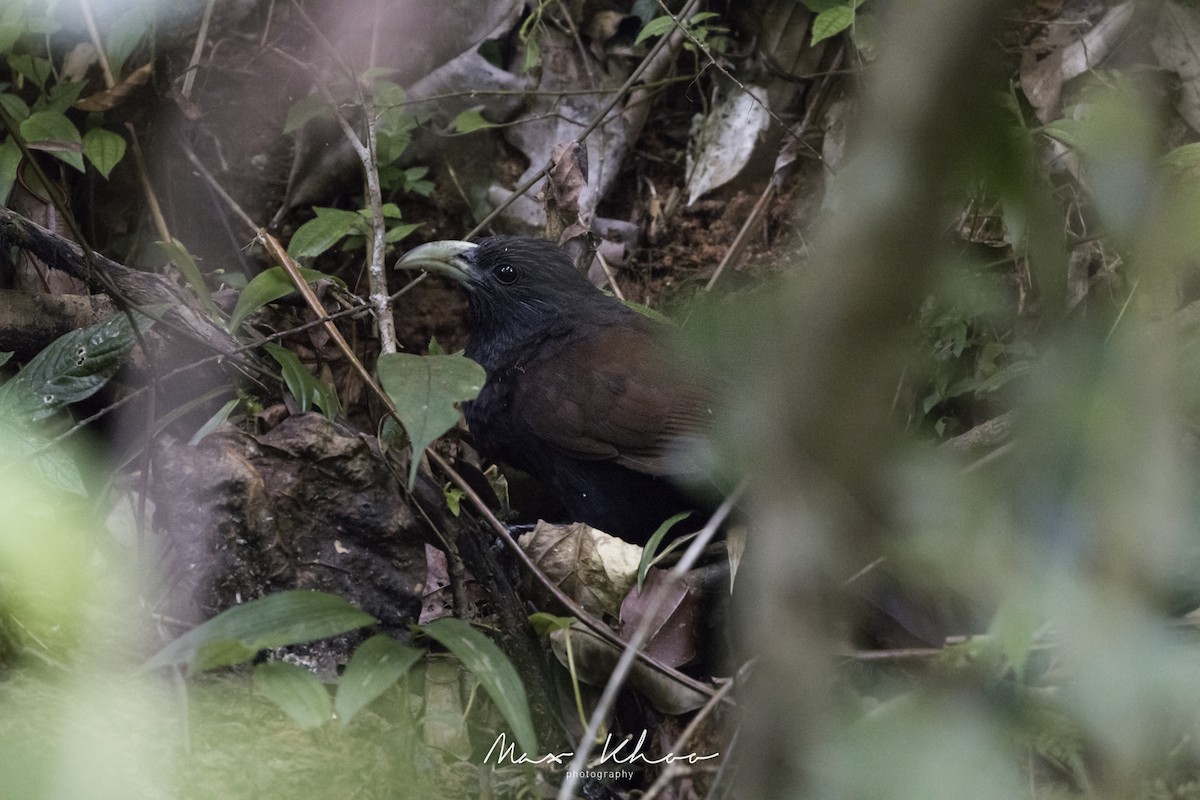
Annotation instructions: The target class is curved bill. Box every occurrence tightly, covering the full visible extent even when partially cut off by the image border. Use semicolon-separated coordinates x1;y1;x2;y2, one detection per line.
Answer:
395;240;478;284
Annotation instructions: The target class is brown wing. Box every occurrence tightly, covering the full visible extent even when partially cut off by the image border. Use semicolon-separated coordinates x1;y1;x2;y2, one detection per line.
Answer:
514;323;714;475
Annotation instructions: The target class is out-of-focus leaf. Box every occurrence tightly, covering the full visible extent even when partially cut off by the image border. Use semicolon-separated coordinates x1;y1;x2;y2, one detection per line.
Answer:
377;352;484;489
0;138;21;206
421;617;538;755
188;397;240;446
335;634;423;726
255;662;332;730
142;590;375;673
0;92;30;122
453;107;495;134
156;237;213;313
283;94;330;134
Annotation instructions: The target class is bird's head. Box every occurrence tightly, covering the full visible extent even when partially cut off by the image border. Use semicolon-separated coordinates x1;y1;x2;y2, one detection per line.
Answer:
397;236;631;363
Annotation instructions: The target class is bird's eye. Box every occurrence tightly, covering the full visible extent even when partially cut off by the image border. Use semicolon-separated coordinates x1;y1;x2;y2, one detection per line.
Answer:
495;263;518;285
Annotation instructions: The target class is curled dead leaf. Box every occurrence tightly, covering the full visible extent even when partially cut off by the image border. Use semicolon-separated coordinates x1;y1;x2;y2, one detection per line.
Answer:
75;63;153;112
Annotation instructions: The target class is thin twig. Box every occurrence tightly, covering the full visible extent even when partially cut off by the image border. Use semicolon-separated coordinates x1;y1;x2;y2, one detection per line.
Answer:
271;28;398;354
181;0;216;99
703;46;845;292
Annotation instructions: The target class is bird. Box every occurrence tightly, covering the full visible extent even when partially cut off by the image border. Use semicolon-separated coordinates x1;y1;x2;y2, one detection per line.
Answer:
396;235;716;544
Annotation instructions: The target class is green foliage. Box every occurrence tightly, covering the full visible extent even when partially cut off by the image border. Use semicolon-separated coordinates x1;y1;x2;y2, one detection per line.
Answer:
281;76;434;209
142;590;376;674
636;511;693;591
0;1;131;195
264;343;342;419
913;271;1031;437
801;0;867;45
286;205;421;261
227;265;344;332
253;661;332;730
0;311;150;424
420;617;538;756
335;634;422;726
376;351;485;489
156;237;215;313
452;107;496;134
635;10;729;53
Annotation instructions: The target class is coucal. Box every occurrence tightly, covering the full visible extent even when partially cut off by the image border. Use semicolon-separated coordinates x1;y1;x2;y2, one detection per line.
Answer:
397;235;716;544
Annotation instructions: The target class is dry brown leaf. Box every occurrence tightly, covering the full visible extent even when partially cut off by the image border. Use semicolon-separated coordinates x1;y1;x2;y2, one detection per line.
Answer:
75;62;153;112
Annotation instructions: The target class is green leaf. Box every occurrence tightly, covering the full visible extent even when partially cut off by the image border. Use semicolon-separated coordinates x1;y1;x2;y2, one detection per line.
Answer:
255;662;333;730
335;634;423;726
228;266;341;332
636;511;693;591
0;351;12;368
82;127;126;178
376;352;485;489
42;80;85;114
0;415;87;496
283;94;331;134
19;110;83;171
528;612;575;637
0;138;21;206
8;53;51;91
421;617;538;755
142;590;376;673
188;397;240;446
635;14;675;44
0;92;30;123
287;208;363;259
265;342;341;419
105;6;151;73
384;221;421;243
0;23;22;54
156;237;214;312
452;107;495;134
812;6;855;44
0;312;150;422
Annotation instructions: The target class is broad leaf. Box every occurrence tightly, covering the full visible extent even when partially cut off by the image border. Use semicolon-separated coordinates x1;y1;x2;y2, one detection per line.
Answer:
228;266;341;332
82;127;126;178
0;312;150;422
283;94;330;134
255;661;332;730
635;14;674;44
453;108;495;134
422;617;538;755
376;352;485;489
0;92;29;123
287;208;363;259
811;6;855;44
19;109;83;170
335;634;423;726
142;590;375;673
